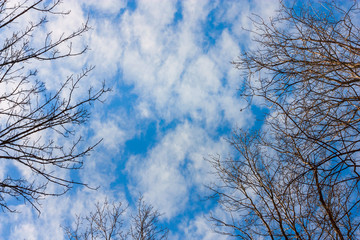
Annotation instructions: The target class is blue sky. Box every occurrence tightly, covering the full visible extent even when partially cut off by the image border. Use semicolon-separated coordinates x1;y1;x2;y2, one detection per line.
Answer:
0;0;279;239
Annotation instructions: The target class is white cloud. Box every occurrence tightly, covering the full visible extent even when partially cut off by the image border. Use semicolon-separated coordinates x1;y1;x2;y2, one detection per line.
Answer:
180;213;230;240
115;0;256;131
126;123;193;218
126;122;231;218
91;110;133;152
11;224;39;240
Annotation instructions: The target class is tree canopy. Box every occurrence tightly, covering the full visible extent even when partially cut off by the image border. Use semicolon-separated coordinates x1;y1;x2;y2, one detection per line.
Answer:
209;1;360;239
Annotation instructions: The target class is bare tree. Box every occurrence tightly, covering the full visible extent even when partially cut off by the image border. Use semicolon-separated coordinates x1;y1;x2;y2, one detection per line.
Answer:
209;129;353;239
209;0;360;239
0;0;108;212
130;196;168;240
63;200;127;240
64;197;168;240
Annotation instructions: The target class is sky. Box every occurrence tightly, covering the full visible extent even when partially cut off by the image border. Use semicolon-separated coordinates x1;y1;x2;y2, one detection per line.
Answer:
0;0;279;239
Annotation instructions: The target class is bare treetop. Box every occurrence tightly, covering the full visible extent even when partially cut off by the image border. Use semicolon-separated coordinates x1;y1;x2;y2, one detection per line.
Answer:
63;197;169;240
